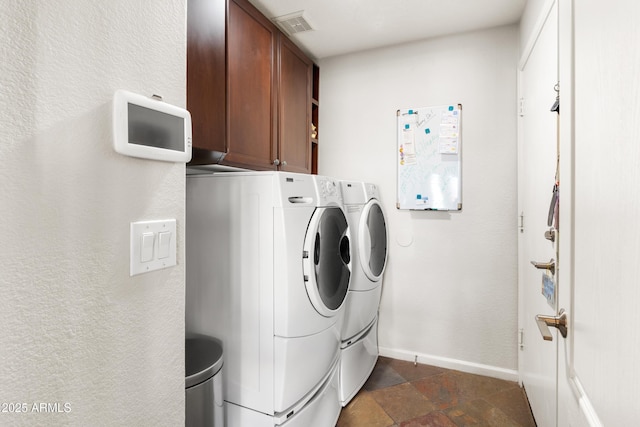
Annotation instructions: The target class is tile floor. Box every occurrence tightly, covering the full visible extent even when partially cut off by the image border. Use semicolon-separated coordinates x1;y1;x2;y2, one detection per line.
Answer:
337;357;536;427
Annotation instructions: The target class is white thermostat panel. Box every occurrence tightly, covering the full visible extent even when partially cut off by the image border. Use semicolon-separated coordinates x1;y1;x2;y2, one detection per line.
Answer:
113;90;192;162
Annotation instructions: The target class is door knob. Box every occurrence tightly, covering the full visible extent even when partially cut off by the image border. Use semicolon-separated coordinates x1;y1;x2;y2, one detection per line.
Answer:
281;160;287;166
273;159;280;166
535;309;568;340
531;259;555;275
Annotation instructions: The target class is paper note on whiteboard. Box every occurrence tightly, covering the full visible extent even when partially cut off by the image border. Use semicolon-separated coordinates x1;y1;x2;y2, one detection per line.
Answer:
438;110;460;154
401;125;418;165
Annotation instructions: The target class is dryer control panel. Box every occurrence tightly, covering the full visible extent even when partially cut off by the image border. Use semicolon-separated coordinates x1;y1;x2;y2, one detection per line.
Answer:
364;183;380;200
314;176;343;205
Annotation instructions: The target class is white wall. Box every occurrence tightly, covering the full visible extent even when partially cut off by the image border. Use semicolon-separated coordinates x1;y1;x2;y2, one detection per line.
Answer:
0;2;186;426
318;25;519;376
519;0;551;53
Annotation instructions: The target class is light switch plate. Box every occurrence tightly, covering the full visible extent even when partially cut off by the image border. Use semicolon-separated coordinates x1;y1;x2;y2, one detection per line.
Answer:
130;219;177;276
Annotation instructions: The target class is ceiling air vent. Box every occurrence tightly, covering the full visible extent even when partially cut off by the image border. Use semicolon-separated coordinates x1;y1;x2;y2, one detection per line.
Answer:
273;11;314;35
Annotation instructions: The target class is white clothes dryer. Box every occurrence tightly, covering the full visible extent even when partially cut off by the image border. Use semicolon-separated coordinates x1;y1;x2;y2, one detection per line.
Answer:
338;181;388;406
186;171;350;427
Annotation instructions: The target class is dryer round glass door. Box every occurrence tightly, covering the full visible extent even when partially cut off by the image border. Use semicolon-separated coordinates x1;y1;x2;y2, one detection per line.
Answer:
303;206;351;316
358;199;388;281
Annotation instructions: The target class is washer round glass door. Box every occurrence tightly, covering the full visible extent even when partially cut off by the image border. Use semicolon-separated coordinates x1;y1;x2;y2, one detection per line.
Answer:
358;199;388;281
303;206;351;316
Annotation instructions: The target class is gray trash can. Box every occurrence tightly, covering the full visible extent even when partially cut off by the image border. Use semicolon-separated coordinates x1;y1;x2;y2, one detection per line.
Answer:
186;335;224;427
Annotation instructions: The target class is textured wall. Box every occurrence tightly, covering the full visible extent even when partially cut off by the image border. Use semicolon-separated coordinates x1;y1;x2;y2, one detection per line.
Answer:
318;26;519;375
0;1;186;426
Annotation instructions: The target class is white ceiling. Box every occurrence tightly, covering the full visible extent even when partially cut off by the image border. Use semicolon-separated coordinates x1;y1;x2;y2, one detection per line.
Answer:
248;0;526;60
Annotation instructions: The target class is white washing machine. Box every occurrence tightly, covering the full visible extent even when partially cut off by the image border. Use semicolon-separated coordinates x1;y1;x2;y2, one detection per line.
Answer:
186;171;351;427
338;181;389;406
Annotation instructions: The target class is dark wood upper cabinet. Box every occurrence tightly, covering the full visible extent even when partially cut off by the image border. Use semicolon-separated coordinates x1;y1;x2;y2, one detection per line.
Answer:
225;0;278;170
187;0;226;158
187;0;316;173
278;35;312;173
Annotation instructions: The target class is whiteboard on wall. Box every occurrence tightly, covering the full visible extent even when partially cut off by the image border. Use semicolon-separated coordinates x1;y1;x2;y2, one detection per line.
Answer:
396;104;462;211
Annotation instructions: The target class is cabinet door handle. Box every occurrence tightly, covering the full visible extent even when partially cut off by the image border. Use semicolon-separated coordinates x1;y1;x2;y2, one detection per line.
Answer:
281;160;287;166
273;159;280;166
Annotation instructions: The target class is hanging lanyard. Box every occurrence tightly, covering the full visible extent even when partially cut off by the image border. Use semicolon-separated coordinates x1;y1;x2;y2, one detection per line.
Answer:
548;83;560;230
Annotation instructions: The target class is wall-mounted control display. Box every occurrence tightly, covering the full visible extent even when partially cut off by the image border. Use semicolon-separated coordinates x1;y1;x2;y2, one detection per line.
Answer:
113;90;192;162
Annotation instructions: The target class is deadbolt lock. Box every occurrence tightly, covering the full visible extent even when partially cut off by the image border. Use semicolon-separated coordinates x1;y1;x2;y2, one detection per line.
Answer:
544;228;556;242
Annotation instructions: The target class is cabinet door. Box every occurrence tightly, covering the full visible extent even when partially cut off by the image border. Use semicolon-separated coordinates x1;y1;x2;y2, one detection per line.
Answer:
187;0;226;157
278;35;312;174
226;0;277;170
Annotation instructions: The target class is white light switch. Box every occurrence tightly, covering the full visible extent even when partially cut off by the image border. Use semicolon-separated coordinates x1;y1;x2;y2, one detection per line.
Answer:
130;219;177;276
141;232;155;262
158;231;171;259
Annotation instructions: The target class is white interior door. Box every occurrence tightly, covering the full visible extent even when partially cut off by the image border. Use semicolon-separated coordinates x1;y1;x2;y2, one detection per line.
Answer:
517;2;559;426
557;0;640;425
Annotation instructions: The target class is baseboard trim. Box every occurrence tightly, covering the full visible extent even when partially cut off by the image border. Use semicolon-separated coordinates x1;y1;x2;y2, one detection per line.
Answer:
378;346;519;383
571;376;604;427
